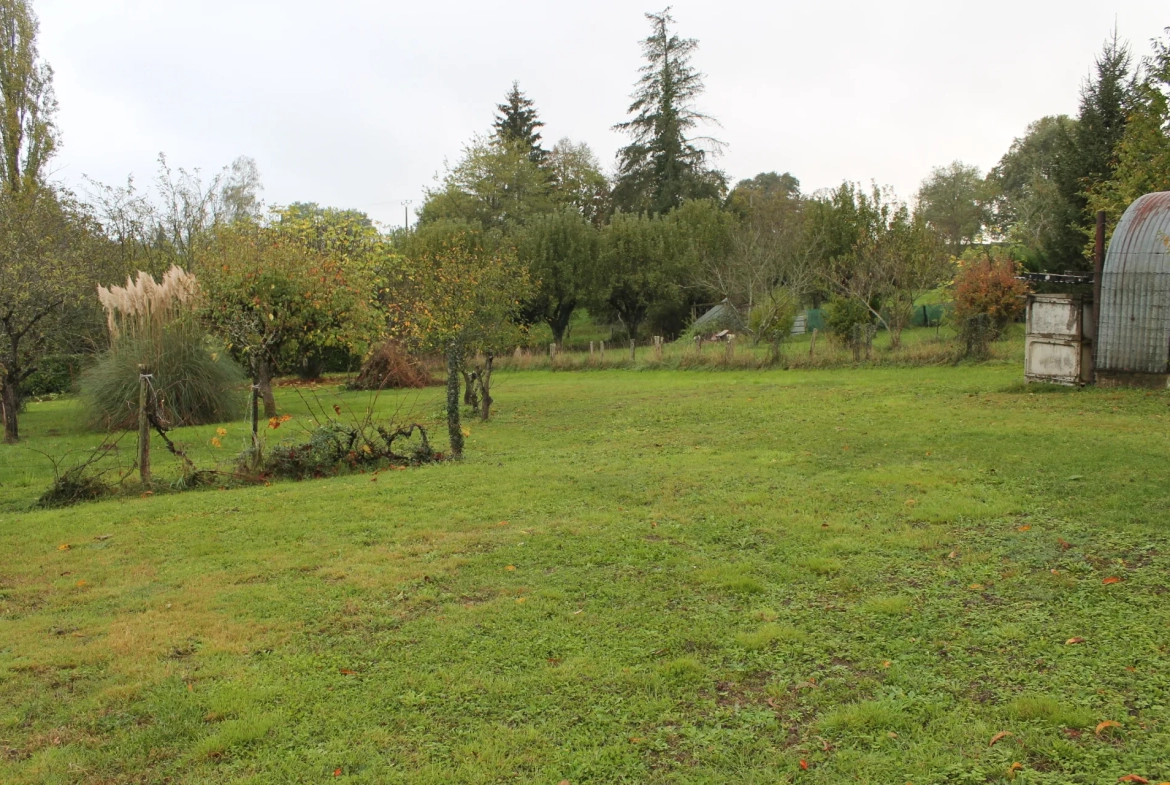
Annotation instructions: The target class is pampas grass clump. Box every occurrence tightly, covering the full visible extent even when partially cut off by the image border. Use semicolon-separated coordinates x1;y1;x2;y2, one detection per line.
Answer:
83;267;246;430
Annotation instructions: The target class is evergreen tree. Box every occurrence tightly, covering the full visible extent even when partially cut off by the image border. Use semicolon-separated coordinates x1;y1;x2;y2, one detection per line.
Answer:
493;81;545;163
1073;30;1135;188
1087;28;1170;239
1053;30;1136;269
612;8;725;215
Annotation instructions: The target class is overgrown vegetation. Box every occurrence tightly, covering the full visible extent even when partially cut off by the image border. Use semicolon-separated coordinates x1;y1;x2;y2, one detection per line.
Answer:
83;268;246;429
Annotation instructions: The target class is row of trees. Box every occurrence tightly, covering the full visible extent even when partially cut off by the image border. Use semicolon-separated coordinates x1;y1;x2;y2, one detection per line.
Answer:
5;2;1167;446
917;29;1170;270
414;10;956;353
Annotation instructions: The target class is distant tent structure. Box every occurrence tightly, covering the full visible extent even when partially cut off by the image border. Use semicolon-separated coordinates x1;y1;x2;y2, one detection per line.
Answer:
1097;192;1170;388
690;299;744;336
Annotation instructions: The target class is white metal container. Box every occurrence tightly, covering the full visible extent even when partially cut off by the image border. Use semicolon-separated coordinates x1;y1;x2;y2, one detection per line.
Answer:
1025;294;1093;386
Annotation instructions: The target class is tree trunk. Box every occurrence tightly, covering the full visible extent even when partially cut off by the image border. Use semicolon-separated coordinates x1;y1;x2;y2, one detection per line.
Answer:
446;343;464;460
478;354;494;422
1;380;18;443
548;299;576;349
255;356;277;419
461;369;476;405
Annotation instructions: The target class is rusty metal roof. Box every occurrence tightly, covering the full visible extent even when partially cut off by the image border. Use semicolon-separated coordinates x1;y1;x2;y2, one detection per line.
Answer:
1097;192;1170;374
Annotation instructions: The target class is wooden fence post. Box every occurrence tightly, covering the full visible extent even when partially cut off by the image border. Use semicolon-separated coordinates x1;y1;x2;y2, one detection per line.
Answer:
725;335;735;361
695;334;702;354
629;339;636;361
137;365;151;486
600;340;605;360
590;341;594;359
549;343;556;359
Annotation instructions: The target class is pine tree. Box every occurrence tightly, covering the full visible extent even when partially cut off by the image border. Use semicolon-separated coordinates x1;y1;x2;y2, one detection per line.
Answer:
493;81;545;163
612;8;725;215
1053;30;1136;268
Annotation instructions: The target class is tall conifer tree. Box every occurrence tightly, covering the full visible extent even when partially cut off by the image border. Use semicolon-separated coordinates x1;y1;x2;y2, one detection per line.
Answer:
493;81;545;163
612;8;724;215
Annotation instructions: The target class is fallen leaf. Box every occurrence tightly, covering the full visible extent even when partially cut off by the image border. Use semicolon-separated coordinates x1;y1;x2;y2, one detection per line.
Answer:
1103;576;1122;585
339;669;357;676
1017;525;1032;532
1118;776;1149;784
333;769;342;777
887;731;898;739
969;583;985;591
1096;720;1122;735
498;521;508;526
882;660;892;668
515;597;526;604
1057;538;1072;551
799;759;809;770
57;543;70;551
76;580;86;587
1009;762;1023;772
505;565;516;571
948;550;958;559
333;404;342;415
905;499;916;506
186;683;193;692
1066;637;1086;645
989;731;1013;747
629;737;644;743
1051;569;1061;575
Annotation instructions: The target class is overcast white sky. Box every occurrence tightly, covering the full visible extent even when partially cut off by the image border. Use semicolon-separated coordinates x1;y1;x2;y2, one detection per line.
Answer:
36;0;1170;229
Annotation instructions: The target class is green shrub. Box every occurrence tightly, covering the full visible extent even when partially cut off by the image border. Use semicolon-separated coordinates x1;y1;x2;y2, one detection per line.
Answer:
81;318;246;430
21;354;84;397
823;296;873;340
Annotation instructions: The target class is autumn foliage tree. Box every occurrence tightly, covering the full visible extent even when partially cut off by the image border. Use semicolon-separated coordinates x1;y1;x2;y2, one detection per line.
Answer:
951;249;1030;357
199;225;380;416
383;236;528;448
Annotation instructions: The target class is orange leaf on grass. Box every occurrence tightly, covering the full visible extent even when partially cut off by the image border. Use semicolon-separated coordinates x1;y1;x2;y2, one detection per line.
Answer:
989;731;1013;746
333;769;342;777
1066;637;1086;645
1017;525;1032;532
1118;776;1149;784
1096;720;1122;735
1008;762;1023;772
339;669;357;676
799;759;809;770
1103;576;1122;585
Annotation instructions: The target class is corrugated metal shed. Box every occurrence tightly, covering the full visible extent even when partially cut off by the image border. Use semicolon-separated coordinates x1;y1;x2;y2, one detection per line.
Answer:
1097;192;1170;381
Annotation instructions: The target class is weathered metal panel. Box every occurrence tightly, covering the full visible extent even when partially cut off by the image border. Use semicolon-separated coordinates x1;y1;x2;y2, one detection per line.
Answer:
1098;192;1170;374
1029;295;1081;337
1026;338;1082;384
1024;294;1090;385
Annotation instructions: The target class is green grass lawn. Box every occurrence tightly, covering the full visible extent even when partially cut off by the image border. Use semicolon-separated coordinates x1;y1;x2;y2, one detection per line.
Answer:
1;359;1169;783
